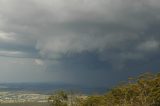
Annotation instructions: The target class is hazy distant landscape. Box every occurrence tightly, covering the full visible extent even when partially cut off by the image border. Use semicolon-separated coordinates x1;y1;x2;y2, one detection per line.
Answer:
0;72;159;106
0;83;107;94
0;83;107;105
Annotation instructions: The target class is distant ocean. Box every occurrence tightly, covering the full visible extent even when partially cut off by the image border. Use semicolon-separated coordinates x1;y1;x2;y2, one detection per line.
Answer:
0;83;108;94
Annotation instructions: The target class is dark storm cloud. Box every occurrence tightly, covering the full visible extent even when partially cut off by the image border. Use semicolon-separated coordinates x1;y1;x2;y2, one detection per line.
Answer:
0;0;160;85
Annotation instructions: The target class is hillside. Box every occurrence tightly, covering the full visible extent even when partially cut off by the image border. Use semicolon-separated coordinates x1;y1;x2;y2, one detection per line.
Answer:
49;72;160;106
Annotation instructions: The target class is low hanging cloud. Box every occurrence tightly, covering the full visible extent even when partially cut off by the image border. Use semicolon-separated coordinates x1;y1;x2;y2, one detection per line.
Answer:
0;0;160;71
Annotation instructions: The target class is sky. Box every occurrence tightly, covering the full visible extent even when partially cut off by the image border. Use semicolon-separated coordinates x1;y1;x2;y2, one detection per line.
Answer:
0;0;160;87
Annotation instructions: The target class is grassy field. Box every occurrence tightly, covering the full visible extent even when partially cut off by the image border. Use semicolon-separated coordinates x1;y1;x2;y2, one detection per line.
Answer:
0;102;50;106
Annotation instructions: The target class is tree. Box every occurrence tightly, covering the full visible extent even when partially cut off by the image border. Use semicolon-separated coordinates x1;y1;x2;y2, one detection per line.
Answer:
48;90;68;106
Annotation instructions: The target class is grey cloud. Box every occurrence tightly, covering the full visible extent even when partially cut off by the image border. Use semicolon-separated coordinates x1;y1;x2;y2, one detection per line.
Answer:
0;0;160;60
0;0;160;85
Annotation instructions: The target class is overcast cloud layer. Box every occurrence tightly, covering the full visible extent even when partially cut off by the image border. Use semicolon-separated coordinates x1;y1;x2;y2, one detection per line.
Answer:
0;0;160;86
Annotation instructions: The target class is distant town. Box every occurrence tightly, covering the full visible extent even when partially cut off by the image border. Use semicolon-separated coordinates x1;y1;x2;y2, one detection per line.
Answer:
0;91;49;103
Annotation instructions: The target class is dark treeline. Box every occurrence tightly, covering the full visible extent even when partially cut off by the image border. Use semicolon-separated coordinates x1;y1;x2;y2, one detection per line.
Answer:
48;72;160;106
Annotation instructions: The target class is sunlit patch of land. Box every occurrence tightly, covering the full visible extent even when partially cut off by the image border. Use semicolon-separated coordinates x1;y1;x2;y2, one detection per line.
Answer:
0;91;49;103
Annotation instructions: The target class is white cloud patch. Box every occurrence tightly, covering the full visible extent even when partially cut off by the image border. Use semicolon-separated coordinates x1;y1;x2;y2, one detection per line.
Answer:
0;50;27;57
0;31;15;42
137;40;160;52
34;59;44;65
